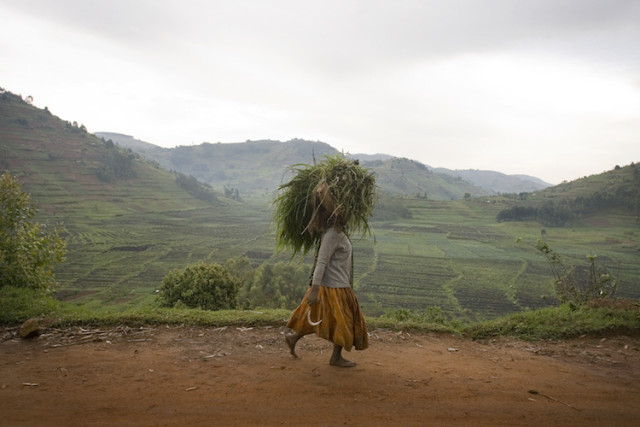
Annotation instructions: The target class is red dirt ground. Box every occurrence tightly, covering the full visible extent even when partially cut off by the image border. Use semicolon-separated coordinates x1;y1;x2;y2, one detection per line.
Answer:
1;325;639;426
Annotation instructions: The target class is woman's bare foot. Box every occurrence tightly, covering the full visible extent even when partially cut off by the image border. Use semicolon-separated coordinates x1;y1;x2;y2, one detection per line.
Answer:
330;356;356;367
330;344;355;367
285;333;299;358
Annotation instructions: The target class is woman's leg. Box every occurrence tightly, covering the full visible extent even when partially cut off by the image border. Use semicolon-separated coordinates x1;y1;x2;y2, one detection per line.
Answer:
285;332;302;358
330;343;356;367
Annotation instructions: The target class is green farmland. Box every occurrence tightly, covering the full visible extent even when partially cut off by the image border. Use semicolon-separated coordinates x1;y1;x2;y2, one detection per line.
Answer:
355;198;640;320
46;192;640;321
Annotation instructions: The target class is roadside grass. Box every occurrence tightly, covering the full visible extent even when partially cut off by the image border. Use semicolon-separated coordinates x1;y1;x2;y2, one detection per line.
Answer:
463;304;640;341
0;287;64;325
0;286;291;328
2;287;638;341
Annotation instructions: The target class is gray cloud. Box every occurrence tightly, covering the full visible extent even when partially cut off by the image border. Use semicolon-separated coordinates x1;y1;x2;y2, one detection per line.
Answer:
1;0;639;183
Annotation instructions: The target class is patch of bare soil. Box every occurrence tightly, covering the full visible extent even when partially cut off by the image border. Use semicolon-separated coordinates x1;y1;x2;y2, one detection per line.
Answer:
1;325;639;426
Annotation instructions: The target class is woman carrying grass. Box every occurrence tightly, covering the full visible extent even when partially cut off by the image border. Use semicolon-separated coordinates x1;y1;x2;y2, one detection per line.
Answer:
273;155;376;367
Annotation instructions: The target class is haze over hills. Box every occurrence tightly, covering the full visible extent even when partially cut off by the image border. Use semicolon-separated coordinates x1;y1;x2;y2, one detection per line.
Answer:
97;132;552;199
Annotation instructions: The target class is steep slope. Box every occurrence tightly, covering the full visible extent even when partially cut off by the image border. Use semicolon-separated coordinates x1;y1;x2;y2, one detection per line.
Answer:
1;91;220;215
535;163;640;201
495;162;640;226
1;90;265;305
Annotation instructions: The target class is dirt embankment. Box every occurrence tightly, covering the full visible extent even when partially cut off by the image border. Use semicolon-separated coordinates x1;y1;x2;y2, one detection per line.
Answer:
1;325;639;426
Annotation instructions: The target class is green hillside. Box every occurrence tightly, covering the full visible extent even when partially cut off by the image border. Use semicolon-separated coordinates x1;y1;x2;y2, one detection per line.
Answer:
357;193;640;320
365;157;487;199
1;90;271;306
537;163;640;203
0;92;222;213
3;89;639;321
496;164;640;227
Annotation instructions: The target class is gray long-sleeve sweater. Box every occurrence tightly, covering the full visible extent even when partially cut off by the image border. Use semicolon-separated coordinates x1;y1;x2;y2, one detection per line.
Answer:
311;227;352;288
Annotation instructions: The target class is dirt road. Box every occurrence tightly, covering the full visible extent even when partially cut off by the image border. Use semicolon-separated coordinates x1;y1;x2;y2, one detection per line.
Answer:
1;325;639;426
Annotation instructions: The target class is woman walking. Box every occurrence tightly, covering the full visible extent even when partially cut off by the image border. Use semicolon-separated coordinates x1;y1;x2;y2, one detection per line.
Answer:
272;156;375;367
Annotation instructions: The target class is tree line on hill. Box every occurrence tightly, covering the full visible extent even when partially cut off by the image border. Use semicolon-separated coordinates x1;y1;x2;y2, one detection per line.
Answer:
96;137;221;204
96;139;137;182
174;172;220;204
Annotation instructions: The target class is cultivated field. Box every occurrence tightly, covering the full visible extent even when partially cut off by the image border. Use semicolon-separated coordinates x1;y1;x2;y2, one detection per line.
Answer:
46;192;640;320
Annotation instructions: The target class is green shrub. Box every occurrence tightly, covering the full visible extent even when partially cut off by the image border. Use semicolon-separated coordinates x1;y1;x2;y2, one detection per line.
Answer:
158;262;239;310
0;171;66;291
241;261;309;310
536;240;618;307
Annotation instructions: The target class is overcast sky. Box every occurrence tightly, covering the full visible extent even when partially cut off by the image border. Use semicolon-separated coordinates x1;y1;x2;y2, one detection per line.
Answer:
1;0;639;184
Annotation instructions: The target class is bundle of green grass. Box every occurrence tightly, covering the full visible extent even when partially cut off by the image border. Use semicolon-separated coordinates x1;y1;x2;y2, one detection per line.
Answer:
273;155;377;256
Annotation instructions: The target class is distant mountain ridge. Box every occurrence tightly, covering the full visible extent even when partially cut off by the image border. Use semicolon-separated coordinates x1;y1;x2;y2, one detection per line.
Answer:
97;133;551;199
432;168;551;194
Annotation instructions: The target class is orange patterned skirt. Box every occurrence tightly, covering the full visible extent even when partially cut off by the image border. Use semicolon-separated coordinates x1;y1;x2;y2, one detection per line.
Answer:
286;286;369;351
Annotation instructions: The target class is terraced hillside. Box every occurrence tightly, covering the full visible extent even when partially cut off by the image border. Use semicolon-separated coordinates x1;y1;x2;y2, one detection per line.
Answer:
1;90;273;306
356;195;640;320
